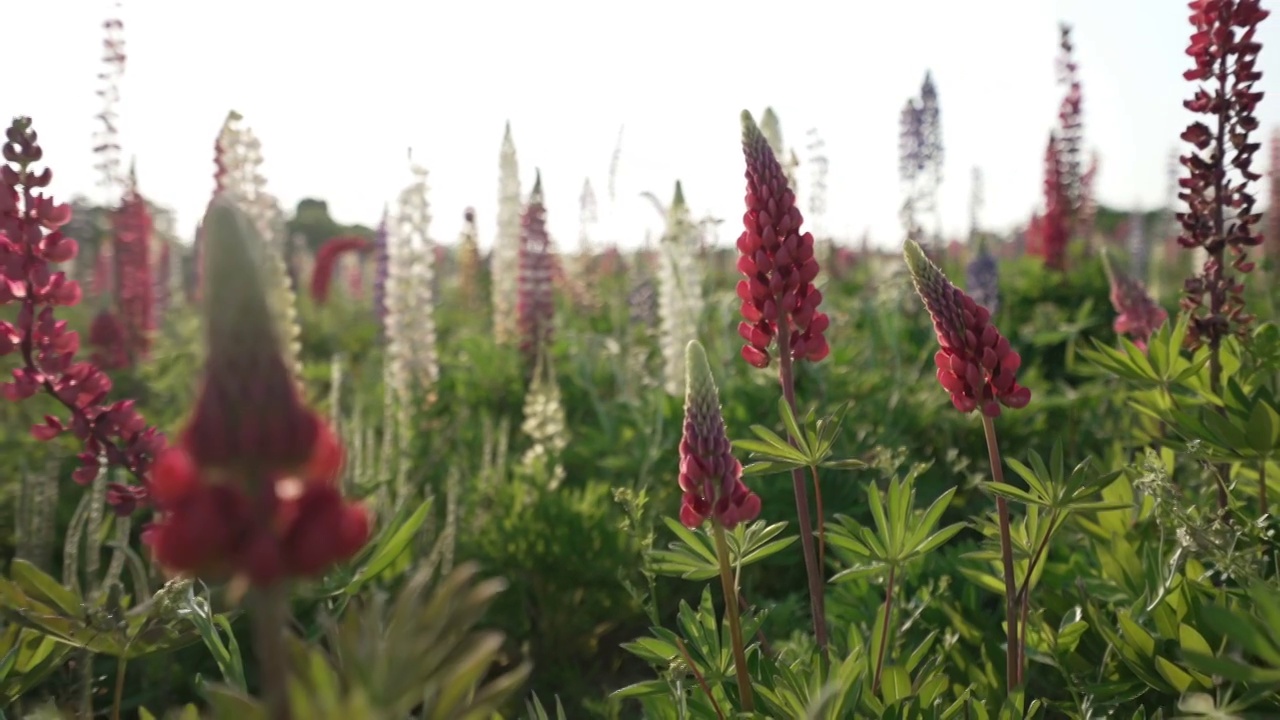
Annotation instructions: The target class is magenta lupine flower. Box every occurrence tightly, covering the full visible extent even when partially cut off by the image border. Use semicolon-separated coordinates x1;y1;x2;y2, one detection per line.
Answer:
736;112;830;369
904;239;1031;418
1102;251;1168;351
679;341;760;530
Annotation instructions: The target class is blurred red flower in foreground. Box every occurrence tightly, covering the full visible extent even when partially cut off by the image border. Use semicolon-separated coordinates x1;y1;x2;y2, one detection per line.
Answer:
144;196;369;586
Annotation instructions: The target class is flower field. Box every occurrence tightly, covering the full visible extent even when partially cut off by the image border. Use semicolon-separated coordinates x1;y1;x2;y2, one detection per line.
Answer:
3;2;1280;719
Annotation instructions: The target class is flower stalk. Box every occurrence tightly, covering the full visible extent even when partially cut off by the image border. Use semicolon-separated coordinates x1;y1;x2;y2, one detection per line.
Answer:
712;525;753;712
736;110;832;654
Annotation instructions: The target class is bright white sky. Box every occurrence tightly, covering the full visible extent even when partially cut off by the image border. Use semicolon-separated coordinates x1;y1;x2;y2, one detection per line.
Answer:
5;0;1279;250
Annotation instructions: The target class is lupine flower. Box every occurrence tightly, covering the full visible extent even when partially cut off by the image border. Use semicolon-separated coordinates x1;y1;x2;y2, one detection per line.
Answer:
520;345;569;488
657;182;706;396
736;111;830;369
1268;128;1279;262
89;309;129;370
904;239;1031;417
456;206;482;308
1;117;164;514
311;236;371;305
965;239;1000;315
1029;135;1070;271
144;196;369;586
1178;0;1269;348
112;170;154;364
394;157;439;394
1056;23;1085;226
517;172;555;361
679;340;760;530
372;208;389;330
493;122;522;345
1102;251;1168;351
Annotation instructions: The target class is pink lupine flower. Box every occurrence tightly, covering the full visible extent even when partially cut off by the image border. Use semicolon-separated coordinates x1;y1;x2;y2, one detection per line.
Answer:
904;239;1031;418
1102;251;1168;351
679;341;760;530
736;111;830;369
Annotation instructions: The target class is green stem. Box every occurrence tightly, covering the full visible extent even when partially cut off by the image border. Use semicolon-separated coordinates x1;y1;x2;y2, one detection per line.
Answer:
810;464;827;575
982;415;1022;693
248;584;293;720
775;314;828;657
1261;458;1269;518
112;656;128;720
871;564;897;694
713;525;754;713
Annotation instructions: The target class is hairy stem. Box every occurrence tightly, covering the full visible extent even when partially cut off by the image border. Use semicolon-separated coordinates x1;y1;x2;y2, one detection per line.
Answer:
775;314;828;656
871;564;897;694
248;585;293;720
714;525;754;713
982;415;1021;692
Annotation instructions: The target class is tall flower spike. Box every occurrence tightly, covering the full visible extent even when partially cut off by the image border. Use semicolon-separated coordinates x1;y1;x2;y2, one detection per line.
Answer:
146;196;369;585
1178;0;1268;349
658;181;706;396
1102;250;1168;351
517;172;555;362
493;122;522;345
736;111;830;368
679;341;760;529
1;117;164;515
904;239;1031;417
965;237;1000;315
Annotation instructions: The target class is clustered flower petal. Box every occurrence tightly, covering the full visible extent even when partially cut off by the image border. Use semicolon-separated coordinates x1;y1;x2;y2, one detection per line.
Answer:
1;117;164;514
517;172;555;361
735;111;830;369
144;196;369;586
1177;0;1269;346
679;341;760;530
904;239;1031;418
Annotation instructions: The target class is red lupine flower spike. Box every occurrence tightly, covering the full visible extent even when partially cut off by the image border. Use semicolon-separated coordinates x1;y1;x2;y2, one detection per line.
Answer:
145;196;370;587
0;117;164;515
679;340;760;529
904;239;1031;418
735;111;830;369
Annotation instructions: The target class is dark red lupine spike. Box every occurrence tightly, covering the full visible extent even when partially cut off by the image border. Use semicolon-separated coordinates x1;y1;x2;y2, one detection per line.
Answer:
736;111;830;369
904;239;1031;418
0;117;165;513
1178;0;1268;350
679;341;760;529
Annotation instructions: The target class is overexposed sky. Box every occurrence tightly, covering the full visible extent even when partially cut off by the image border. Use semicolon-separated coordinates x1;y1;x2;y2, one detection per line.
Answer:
5;0;1279;250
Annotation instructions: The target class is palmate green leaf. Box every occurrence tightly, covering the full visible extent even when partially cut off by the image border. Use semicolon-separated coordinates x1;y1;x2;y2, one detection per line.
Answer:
0;625;70;705
742;460;799;476
7;561;81;617
979;481;1044;507
778;396;812;457
735;436;809;465
727;520;798;568
648;517;720;580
